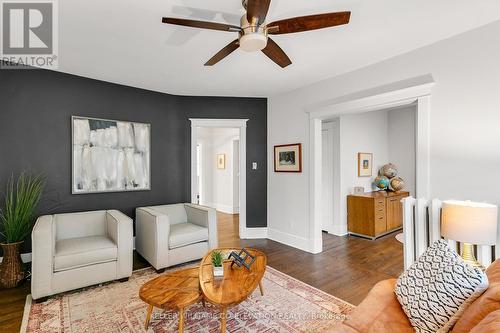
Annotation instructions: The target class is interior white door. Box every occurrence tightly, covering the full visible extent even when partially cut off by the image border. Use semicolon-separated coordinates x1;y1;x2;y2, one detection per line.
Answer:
322;122;335;232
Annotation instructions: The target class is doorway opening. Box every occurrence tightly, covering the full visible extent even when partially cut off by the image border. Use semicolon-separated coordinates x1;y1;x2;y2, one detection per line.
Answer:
321;104;417;238
196;127;240;213
308;76;434;254
190;119;248;240
319;105;417;277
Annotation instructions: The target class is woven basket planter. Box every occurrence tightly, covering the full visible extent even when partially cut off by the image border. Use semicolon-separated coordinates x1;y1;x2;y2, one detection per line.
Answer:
0;241;25;288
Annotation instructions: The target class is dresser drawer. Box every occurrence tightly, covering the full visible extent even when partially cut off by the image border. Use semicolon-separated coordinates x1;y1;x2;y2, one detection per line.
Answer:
375;199;386;213
374;214;386;235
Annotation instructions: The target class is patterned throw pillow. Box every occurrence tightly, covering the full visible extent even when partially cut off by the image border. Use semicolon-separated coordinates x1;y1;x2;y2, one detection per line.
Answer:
395;239;488;333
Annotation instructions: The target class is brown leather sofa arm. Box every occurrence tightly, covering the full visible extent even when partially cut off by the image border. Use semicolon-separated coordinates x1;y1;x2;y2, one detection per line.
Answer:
326;279;413;333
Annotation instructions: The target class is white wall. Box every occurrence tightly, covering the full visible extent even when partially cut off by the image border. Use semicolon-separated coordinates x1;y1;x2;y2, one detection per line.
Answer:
268;21;500;251
336;110;389;235
197;127;239;214
340;110;389;193
388;106;416;196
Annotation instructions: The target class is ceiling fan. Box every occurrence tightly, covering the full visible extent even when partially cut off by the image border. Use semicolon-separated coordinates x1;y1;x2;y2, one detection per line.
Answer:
162;0;351;68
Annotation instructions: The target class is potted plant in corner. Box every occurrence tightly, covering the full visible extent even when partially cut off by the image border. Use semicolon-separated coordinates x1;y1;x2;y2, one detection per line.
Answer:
0;172;45;288
211;250;224;278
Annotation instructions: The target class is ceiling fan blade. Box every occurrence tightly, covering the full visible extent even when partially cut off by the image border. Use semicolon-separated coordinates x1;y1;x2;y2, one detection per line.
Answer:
205;39;240;66
261;38;291;68
246;0;271;25
162;17;241;32
267;11;351;35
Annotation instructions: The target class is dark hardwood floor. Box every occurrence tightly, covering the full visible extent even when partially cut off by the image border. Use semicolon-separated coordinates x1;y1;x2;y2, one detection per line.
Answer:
0;212;403;332
216;213;403;306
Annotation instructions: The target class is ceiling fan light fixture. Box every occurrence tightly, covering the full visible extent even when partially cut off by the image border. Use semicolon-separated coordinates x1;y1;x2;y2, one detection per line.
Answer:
239;33;268;52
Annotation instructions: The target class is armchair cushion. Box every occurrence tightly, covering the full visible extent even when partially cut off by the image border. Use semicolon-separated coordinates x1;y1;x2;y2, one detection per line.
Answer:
149;204;187;225
55;211;107;240
169;223;208;249
54;236;117;272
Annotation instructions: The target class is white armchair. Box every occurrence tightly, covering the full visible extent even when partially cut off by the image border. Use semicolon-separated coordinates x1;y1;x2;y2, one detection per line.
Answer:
31;210;133;300
135;203;218;271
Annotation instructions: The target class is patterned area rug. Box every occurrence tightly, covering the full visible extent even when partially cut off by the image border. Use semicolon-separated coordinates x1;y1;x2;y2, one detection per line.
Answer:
22;266;354;332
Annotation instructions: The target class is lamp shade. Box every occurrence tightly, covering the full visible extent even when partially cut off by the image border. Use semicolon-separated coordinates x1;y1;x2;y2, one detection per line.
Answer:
441;200;498;245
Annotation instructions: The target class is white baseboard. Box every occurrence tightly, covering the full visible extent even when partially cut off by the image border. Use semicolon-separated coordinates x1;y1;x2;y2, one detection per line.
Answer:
267;228;310;252
240;227;268;239
206;202;238;214
331;224;348;236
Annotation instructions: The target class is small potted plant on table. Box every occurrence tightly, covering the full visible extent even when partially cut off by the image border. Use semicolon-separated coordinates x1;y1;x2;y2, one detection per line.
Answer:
211;250;224;278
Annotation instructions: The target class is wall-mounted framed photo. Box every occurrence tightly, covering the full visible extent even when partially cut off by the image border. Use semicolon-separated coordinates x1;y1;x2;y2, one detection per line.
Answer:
358;152;373;177
217;154;226;169
72;116;151;194
274;143;302;172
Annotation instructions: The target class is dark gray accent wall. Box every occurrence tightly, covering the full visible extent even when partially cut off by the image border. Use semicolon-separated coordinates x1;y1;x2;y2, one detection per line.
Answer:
0;68;267;254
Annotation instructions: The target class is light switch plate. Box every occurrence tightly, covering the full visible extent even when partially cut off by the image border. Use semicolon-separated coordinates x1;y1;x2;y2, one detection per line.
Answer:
252;162;258;170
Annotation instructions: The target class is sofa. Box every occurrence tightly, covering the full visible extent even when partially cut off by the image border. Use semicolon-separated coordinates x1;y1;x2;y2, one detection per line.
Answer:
31;210;133;300
329;259;500;332
135;203;218;271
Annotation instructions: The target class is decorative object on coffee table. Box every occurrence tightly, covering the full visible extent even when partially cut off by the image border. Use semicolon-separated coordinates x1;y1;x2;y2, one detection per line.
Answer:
139;267;203;332
229;248;256;270
441;200;498;270
200;248;266;332
211;250;224;277
0;172;45;288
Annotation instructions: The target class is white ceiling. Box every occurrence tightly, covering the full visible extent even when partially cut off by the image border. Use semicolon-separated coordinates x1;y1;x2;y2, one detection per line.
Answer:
58;0;500;97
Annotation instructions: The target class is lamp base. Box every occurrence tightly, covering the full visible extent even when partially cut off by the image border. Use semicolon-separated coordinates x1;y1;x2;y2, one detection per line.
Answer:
460;242;485;271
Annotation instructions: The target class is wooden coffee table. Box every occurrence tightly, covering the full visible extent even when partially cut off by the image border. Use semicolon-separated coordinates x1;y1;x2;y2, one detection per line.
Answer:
199;248;267;332
139;267;203;332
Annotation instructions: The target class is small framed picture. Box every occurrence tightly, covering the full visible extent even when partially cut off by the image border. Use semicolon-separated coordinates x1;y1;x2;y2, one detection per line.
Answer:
274;143;302;172
358;152;373;177
217;154;225;169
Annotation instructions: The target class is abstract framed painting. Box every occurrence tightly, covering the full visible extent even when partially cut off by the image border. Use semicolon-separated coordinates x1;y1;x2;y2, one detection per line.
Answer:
72;116;151;194
358;152;373;177
274;143;302;172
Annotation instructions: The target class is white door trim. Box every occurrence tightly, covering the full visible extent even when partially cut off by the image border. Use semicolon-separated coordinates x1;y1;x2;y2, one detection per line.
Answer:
306;75;435;253
190;118;252;239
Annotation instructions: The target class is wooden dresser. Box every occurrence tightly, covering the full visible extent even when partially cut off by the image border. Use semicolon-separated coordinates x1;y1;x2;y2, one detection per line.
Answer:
347;191;410;239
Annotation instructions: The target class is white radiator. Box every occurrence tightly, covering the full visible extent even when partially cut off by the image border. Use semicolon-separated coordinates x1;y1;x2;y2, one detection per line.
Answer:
401;197;497;269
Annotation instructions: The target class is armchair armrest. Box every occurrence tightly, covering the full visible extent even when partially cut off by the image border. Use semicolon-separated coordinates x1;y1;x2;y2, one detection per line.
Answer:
31;215;54;300
135;207;170;270
106;210;133;279
185;204;218;249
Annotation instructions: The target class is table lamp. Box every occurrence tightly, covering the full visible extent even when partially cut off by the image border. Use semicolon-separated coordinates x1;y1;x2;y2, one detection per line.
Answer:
441;200;498;269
